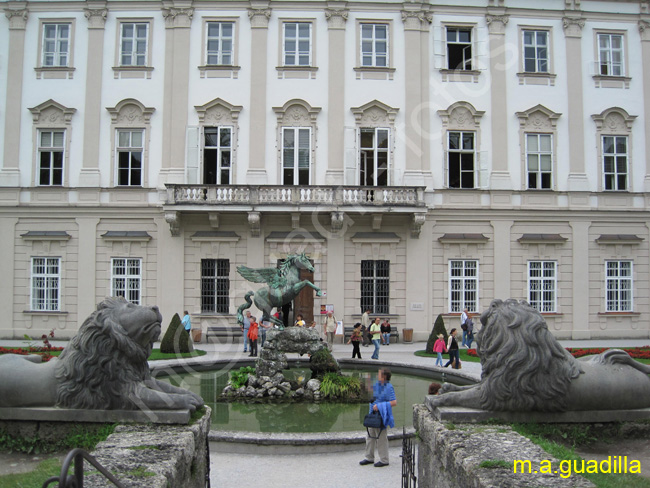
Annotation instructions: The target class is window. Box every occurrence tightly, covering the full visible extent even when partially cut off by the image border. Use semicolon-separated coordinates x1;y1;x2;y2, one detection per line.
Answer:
38;130;64;186
360;260;389;314
526;134;552;189
523;29;548;73
598;33;624;76
606;260;632;312
116;130;143;186
361;24;388;67
206;22;234;65
449;260;478;313
201;259;230;313
446;27;472;70
602;135;628;191
282;127;310;185
447;131;475;189
42;23;70;67
359;128;389;186
528;261;556;312
204;127;232;184
31;257;61;311
111;258;142;305
283;22;311;66
120;22;148;66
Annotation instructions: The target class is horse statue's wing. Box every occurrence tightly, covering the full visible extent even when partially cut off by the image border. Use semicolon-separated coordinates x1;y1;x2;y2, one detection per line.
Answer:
237;265;287;288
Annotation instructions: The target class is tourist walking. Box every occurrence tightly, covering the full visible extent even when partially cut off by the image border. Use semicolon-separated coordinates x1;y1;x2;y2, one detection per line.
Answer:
361;308;371;347
433;334;447;367
241;310;252;353
348;323;363;359
465;316;475;349
247;316;259;357
460;308;470;347
323;311;338;350
369;317;382;360
360;368;397;468
444;328;460;369
381;319;391;345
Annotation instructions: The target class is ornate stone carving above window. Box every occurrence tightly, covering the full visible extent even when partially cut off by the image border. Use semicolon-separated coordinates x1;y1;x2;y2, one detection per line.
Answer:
591;107;637;134
515;104;561;131
438;101;484;129
350;100;399;127
29;99;76;127
194;97;242;126
106;98;155;126
273;99;321;126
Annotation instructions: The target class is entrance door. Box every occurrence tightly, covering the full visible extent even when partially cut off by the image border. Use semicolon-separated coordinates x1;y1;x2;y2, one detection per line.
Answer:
294;266;314;324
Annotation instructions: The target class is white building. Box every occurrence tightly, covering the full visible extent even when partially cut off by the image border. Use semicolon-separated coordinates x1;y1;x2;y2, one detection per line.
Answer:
1;0;649;341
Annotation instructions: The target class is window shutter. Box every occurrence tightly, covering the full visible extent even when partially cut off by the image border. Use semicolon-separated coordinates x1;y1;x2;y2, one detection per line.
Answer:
478;150;489;189
186;126;200;184
344;127;358;185
432;26;446;70
475;27;489;71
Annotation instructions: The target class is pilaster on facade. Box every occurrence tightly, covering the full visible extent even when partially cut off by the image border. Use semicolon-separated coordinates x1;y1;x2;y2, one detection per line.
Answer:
401;7;432;32
248;5;271;29
562;16;585;38
162;6;194;28
640;19;650;191
485;13;508;35
84;6;108;29
4;7;28;29
325;5;348;30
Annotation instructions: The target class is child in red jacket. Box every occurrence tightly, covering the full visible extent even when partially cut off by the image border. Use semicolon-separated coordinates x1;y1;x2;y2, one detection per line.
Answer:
248;317;259;357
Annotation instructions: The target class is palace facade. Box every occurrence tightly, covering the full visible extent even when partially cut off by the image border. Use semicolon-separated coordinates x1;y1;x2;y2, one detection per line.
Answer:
1;0;650;340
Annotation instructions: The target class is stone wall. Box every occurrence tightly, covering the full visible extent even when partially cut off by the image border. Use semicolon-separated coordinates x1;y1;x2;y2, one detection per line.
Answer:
413;405;594;488
83;408;211;488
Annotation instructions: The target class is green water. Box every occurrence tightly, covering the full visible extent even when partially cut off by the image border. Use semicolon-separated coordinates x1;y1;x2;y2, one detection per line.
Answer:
160;368;435;433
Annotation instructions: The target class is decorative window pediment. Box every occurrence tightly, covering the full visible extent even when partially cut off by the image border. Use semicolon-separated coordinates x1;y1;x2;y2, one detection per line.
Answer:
591;107;637;134
351;100;398;127
438;101;484;129
516;104;561;131
273;99;321;125
28;99;76;126
106;98;155;126
195;97;242;125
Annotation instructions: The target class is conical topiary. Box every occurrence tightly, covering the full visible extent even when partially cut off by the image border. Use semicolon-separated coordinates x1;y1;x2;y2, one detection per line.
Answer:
426;314;447;354
160;312;192;354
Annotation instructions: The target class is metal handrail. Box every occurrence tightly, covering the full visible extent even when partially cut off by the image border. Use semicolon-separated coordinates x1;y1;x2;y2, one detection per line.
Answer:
42;448;125;488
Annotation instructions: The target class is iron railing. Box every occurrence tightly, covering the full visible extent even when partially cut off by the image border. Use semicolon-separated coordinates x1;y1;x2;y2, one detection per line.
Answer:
41;448;125;488
401;427;417;488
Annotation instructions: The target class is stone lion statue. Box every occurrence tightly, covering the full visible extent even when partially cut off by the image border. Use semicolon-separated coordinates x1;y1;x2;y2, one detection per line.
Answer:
0;297;204;412
430;299;650;412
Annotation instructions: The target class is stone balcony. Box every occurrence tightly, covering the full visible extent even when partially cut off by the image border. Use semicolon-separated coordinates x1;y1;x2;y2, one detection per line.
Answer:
163;184;427;238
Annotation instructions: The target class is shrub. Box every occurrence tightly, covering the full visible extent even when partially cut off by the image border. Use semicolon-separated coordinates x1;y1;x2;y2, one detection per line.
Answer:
309;347;340;379
230;366;256;389
425;314;447;354
160;313;191;354
319;373;361;399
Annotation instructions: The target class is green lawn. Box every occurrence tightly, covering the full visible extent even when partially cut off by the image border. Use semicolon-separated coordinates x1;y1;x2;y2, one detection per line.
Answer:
414;349;481;363
148;349;207;360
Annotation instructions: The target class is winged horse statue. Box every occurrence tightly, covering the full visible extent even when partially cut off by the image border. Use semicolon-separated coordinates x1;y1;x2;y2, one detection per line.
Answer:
236;253;322;329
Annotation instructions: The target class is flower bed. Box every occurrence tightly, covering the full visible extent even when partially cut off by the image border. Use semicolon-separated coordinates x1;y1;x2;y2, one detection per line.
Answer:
0;346;64;362
465;347;650;360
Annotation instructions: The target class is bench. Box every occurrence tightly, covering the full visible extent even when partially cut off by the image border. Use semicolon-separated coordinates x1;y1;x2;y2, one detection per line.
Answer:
205;326;242;343
343;326;399;343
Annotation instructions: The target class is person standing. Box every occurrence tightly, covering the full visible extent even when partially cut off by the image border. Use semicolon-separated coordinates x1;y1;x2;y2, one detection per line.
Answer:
444;328;460;369
460;308;469;348
369;317;382;360
294;314;305;327
433;334;447;367
359;369;397;468
465;315;475;349
259;319;272;348
241;310;252;353
247;316;259;357
361;308;371;347
323;311;338;350
347;322;362;359
181;311;191;334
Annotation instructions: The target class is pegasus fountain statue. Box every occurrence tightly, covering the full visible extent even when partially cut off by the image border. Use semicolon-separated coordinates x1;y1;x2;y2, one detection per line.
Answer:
236;252;322;329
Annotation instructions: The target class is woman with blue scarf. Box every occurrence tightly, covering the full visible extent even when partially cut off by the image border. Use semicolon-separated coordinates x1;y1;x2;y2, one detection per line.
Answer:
359;369;397;468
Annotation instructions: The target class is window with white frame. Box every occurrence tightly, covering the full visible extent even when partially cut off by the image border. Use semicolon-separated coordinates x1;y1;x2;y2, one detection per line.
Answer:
38;130;64;186
282;127;310;185
42;23;70;67
602;135;628;191
449;260;478;313
201;259;230;313
203;127;232;184
120;22;148;66
360;128;389;186
116;130;143;186
361;260;389;314
446;27;472;70
111;258;142;305
528;261;556;312
283;22;311;66
606;260;632;312
526;133;553;189
598;33;624;77
447;131;475;189
523;29;548;73
206;21;234;65
31;257;61;311
360;23;388;68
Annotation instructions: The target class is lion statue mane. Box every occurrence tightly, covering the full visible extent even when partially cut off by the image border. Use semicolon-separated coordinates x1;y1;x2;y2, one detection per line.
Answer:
430;299;650;412
0;297;203;412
